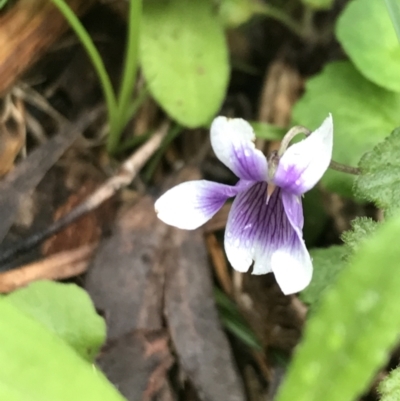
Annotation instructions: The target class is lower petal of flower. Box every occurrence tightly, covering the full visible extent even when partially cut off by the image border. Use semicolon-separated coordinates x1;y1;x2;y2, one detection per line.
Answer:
155;180;244;230
271;238;312;295
224;182;312;294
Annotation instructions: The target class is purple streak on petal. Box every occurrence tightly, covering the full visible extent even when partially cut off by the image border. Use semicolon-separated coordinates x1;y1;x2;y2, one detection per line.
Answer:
224;183;312;294
155;180;244;230
224;183;293;273
273;190;311;294
273;114;333;195
230;141;268;182
210;117;268;181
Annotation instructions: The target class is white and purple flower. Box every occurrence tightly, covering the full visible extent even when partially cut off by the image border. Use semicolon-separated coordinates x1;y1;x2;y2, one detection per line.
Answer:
155;115;333;295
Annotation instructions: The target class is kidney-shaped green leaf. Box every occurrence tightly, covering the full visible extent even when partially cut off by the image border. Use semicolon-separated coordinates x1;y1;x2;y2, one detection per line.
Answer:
141;0;229;127
292;61;400;196
7;281;105;361
0;299;125;401
336;0;400;92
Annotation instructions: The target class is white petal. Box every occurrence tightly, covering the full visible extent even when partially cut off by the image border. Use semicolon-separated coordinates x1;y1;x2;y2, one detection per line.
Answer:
210;116;268;181
271;240;312;295
224;183;312;295
274;114;333;195
155;180;239;230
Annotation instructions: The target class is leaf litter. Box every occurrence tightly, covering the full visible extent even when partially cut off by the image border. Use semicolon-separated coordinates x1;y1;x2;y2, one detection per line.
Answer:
0;1;394;401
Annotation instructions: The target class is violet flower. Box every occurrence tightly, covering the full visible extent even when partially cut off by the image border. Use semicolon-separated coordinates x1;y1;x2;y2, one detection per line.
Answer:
155;115;333;295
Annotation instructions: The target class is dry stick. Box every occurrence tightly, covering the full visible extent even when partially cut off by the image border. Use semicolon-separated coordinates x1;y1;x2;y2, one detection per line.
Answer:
0;244;96;293
0;120;170;266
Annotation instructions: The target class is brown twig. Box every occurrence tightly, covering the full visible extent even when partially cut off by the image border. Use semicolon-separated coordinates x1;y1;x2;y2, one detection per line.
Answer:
0;120;170;266
0;244;96;293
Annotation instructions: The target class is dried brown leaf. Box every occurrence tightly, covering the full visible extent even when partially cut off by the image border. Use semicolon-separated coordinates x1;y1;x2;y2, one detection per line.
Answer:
85;196;168;339
98;329;174;401
164;228;246;401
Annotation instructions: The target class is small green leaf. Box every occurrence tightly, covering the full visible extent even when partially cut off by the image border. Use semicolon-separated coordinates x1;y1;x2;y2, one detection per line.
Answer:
379;366;400;401
217;0;254;27
336;0;400;92
341;217;379;257
301;0;334;10
141;0;229;127
276;211;400;401
0;299;125;401
300;246;346;307
7;281;105;361
355;127;400;216
250;121;286;141
293;61;400;196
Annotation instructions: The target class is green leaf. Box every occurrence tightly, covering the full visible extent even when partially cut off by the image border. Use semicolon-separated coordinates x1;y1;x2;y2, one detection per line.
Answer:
301;0;334;10
0;298;125;401
250;121;286;141
292;61;400;196
355;127;400;216
299;246;346;307
379;366;400;401
276;211;400;401
7;281;105;361
217;0;254;27
141;0;229;127
385;0;400;43
336;0;400;92
341;217;379;257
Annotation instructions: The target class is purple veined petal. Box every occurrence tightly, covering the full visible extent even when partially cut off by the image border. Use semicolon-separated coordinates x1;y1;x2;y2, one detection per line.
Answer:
273;190;312;294
224;183;312;295
155;180;245;230
274;114;333;195
210;116;268;182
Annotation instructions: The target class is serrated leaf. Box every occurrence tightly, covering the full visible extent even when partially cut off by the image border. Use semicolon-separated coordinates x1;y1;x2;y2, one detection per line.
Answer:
7;281;105;361
341;217;379;257
141;0;229;127
379;366;400;401
336;0;400;92
355;128;400;216
300;246;346;307
276;211;400;401
293;61;400;196
0;298;125;401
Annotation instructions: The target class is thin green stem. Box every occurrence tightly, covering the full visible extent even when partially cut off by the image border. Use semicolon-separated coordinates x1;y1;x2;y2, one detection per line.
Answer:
329;160;360;175
252;2;307;39
108;0;142;154
50;0;118;128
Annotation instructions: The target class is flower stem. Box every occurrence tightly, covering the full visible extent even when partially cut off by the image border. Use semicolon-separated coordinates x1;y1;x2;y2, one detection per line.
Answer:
108;0;142;154
50;0;118;129
278;125;311;156
279;125;360;175
252;2;307;40
329;160;360;175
